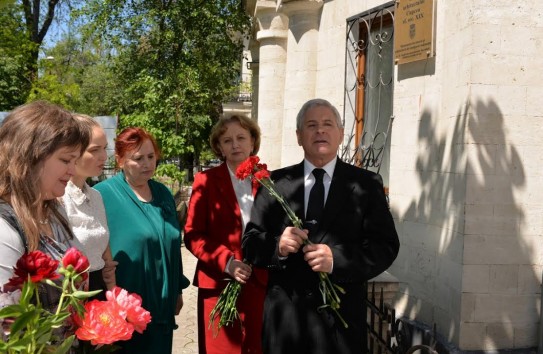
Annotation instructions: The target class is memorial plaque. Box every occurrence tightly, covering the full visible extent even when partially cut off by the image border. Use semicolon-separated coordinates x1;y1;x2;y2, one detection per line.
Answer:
394;0;436;64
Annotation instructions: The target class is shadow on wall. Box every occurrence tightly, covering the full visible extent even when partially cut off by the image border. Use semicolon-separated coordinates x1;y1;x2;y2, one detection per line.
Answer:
391;98;538;351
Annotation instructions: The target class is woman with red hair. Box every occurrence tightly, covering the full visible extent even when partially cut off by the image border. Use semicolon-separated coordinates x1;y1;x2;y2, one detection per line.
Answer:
95;127;190;354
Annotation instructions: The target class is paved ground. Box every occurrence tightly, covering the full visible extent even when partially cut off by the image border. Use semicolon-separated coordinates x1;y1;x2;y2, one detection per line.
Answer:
172;245;199;354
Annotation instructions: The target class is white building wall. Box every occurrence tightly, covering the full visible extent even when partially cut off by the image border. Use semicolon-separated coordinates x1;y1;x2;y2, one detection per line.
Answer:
249;0;543;350
457;1;543;349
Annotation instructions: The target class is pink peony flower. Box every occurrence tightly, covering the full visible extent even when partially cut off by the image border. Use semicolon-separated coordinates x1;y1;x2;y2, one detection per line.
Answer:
106;286;152;333
75;299;134;345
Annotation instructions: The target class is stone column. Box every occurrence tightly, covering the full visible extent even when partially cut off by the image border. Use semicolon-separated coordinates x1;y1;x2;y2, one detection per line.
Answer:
255;1;288;169
248;38;260;121
280;0;323;166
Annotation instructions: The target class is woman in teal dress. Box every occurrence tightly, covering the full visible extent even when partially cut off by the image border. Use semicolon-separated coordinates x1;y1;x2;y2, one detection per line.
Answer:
95;127;190;354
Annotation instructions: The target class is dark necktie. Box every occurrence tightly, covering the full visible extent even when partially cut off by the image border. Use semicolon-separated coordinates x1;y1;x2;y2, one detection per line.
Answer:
306;168;325;231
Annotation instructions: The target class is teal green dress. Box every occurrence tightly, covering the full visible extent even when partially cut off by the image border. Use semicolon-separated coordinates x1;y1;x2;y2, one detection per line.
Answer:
95;172;190;354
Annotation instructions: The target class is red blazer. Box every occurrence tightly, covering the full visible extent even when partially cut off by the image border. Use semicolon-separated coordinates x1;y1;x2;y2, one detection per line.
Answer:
184;163;267;290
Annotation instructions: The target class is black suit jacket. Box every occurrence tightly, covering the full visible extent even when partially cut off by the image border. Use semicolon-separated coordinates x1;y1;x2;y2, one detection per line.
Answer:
242;158;400;354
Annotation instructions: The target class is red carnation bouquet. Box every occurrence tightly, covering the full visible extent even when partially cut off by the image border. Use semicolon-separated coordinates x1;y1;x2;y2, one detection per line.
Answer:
209;156;347;334
0;248;151;353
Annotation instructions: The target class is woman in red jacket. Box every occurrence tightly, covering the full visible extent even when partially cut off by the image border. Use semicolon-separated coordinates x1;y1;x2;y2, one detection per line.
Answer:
184;115;267;354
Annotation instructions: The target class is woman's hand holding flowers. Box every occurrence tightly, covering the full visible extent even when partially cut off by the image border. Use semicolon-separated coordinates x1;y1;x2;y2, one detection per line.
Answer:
226;259;252;284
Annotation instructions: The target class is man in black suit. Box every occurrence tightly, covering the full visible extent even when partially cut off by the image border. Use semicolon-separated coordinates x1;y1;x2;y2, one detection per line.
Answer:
242;98;400;354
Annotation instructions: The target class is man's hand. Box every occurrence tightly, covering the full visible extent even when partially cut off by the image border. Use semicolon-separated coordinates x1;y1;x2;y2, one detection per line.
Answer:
226;259;252;284
303;243;333;273
278;227;308;257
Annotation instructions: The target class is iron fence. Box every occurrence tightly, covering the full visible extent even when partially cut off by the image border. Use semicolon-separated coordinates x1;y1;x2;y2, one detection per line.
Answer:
366;282;438;354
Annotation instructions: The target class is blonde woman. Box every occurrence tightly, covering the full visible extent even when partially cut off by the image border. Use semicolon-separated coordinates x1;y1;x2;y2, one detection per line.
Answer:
61;114;116;299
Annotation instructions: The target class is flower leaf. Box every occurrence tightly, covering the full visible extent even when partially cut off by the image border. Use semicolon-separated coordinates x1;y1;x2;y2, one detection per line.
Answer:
72;289;102;299
35;328;52;344
19;279;35;305
50;311;71;325
10;308;38;334
0;304;23;318
43;278;62;288
33;323;54;344
51;334;75;354
1;335;33;350
70;298;87;316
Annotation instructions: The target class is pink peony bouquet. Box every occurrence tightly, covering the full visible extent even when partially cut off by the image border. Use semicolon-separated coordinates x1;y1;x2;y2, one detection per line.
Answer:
0;248;151;353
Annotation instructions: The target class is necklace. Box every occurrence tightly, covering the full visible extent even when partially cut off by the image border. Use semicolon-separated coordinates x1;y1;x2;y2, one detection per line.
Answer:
39;204;50;225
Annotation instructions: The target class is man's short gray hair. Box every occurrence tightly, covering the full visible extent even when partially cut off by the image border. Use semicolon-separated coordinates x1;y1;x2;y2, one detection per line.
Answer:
295;98;343;131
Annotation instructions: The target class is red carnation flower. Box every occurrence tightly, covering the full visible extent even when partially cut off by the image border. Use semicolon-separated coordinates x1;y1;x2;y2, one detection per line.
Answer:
236;155;260;180
253;168;270;181
5;251;60;288
236;156;271;189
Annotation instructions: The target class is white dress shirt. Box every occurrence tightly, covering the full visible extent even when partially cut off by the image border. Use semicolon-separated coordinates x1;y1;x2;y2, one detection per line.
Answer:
224;164;254;273
303;159;336;217
227;164;254;234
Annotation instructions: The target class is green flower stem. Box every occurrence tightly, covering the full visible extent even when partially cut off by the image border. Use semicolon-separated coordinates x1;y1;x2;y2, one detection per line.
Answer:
31;286;39;353
209;280;242;335
55;292;67;317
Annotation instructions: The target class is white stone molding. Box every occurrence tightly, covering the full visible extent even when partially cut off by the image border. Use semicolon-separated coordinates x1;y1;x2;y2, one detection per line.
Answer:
254;1;289;169
280;0;324;167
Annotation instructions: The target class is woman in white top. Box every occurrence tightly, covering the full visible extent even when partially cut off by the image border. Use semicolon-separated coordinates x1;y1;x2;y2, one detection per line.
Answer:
61;114;116;299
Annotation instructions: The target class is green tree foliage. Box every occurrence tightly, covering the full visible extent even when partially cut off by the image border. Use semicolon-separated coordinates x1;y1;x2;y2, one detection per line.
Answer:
27;71;80;108
2;0;248;185
29;36;122;115
19;0;74;81
0;0;83;109
0;1;36;110
78;0;251;180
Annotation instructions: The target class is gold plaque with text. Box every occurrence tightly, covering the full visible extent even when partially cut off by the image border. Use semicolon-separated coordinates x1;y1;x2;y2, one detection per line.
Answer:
394;0;436;64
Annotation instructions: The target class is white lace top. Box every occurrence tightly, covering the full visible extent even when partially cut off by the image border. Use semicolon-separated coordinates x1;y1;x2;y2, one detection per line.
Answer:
62;181;110;272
